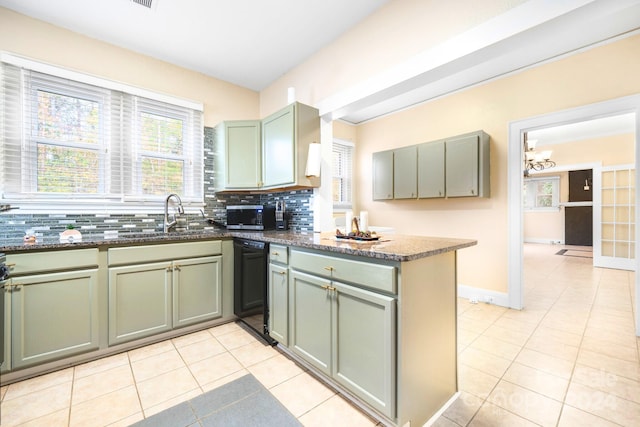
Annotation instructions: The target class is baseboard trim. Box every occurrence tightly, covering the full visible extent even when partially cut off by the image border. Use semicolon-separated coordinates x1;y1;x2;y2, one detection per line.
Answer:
423;391;460;427
458;284;510;308
524;238;564;245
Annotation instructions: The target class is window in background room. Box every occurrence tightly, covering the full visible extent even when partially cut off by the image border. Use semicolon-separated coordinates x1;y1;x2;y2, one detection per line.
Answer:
332;139;354;209
524;176;560;211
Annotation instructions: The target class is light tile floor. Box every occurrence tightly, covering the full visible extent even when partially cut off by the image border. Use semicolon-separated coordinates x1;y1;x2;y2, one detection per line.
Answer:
434;243;639;426
1;243;638;426
0;321;378;427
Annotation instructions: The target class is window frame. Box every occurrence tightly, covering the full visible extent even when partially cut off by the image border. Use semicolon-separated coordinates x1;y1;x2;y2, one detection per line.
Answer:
1;54;204;213
523;176;560;212
332;138;354;211
26;75;111;196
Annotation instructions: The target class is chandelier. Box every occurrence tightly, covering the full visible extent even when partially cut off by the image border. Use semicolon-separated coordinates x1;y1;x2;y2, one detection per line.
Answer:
524;138;555;175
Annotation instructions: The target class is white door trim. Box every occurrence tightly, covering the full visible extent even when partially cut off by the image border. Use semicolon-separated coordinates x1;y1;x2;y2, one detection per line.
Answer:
507;94;640;336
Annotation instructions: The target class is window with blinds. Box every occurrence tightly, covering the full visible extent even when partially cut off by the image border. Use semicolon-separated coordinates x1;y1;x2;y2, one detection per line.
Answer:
332;139;353;209
1;59;203;211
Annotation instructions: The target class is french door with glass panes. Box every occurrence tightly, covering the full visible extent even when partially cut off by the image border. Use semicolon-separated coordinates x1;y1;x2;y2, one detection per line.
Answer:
595;165;636;270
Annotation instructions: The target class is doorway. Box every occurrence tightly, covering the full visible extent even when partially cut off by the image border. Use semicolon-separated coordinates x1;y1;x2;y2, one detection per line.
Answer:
507;95;640;336
565;169;593;246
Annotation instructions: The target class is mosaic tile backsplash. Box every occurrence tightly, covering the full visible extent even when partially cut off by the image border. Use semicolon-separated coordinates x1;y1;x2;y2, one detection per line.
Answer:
0;126;314;242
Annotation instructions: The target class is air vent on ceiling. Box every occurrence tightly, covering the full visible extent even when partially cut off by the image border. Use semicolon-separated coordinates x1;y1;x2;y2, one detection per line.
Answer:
131;0;154;9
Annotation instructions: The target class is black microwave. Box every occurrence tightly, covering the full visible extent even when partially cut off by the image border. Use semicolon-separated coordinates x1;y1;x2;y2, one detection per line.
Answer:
226;205;276;230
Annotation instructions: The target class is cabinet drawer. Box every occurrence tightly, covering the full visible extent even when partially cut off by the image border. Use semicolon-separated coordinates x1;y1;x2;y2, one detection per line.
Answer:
109;240;222;266
7;248;98;275
269;244;289;264
290;249;396;294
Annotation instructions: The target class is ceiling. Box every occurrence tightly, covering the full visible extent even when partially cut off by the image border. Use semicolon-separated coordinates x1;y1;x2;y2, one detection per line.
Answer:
528;113;636;147
0;0;390;91
1;0;640;125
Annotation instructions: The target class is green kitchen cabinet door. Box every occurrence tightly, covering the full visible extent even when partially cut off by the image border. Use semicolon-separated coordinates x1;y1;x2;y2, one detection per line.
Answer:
333;282;396;419
224;121;262;189
393;145;418;199
1;282;10;373
445;131;490;198
262;104;296;188
268;263;288;345
418;139;446;198
372;150;394;200
289;270;332;375
11;269;99;369
108;262;172;345
173;256;222;329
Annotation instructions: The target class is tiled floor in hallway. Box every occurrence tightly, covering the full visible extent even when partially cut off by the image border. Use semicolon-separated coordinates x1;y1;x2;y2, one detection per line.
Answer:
434;243;639;426
1;243;638;426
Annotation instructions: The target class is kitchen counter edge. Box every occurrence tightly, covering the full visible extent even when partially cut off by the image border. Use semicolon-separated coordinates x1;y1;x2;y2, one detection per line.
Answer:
0;231;477;262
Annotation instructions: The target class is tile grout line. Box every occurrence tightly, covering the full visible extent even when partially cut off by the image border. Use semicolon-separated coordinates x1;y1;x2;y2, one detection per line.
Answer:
127;349;146;423
463;256;575;426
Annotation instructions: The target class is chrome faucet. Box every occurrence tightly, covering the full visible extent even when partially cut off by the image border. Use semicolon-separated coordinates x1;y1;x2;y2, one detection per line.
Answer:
164;193;184;233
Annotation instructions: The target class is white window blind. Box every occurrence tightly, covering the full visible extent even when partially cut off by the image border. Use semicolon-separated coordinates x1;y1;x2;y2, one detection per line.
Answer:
332;139;353;209
1;60;203;211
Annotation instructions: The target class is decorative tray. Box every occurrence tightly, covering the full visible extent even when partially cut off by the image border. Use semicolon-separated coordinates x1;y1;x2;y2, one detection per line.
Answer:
335;234;380;241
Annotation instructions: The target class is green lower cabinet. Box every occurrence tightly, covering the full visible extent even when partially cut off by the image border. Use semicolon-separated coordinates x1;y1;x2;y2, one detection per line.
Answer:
109;256;223;345
109;261;172;345
289;270;396;419
289;270;332;375
173;256;222;328
11;269;99;369
333;281;396;419
268;263;289;345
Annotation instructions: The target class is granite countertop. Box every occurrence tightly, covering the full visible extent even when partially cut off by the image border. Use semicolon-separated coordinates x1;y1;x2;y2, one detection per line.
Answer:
1;230;476;262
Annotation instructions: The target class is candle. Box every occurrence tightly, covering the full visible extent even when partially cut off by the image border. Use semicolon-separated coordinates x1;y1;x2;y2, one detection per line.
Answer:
360;211;369;232
345;211;353;233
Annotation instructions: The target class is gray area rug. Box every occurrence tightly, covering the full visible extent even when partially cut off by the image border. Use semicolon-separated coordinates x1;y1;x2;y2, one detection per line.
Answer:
131;374;301;427
555;248;593;258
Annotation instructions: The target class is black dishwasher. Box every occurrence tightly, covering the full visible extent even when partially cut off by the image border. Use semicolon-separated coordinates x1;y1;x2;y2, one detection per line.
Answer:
233;239;276;345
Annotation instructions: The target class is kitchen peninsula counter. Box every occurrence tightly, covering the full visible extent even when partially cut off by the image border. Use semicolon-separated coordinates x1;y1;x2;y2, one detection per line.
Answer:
1;229;475;426
1;230;476;261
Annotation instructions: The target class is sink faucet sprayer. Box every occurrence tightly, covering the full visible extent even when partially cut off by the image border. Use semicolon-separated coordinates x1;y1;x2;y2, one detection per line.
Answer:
164;193;184;233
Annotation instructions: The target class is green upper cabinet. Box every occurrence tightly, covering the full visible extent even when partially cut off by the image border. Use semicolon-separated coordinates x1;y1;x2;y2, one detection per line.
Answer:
393;145;418;199
418;139;445;198
214;120;261;190
372;130;490;200
261;102;320;189
372;150;394;200
445;131;490;198
262;105;295;187
215;103;320;191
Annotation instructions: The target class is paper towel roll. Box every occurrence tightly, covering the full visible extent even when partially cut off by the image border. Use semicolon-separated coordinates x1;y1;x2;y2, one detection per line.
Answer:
360;211;369;232
287;87;296;104
345;211;353;233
